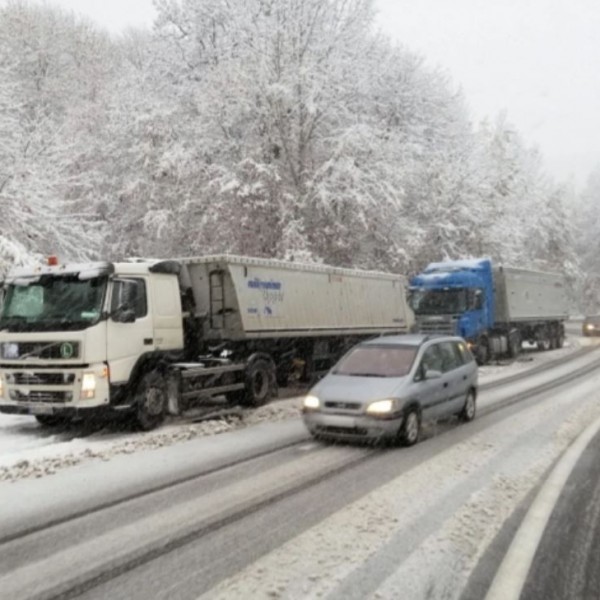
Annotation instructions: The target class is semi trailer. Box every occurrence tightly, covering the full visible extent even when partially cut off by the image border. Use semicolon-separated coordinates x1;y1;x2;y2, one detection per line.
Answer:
409;258;569;364
0;255;413;429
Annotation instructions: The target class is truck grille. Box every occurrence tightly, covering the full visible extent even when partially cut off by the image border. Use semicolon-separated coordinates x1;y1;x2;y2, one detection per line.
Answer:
415;316;457;335
0;341;80;360
10;372;76;386
10;390;73;403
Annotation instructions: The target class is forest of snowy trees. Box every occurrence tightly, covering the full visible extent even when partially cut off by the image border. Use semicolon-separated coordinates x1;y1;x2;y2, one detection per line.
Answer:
0;0;594;305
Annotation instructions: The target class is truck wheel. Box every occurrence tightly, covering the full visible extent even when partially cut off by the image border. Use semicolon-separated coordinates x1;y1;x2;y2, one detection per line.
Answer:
508;333;521;358
537;339;551;352
242;359;275;407
35;415;66;427
134;371;167;431
399;408;420;446
475;340;489;365
557;331;565;348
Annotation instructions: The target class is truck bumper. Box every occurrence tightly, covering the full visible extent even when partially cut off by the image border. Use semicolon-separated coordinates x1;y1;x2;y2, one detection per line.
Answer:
0;403;111;420
0;363;113;419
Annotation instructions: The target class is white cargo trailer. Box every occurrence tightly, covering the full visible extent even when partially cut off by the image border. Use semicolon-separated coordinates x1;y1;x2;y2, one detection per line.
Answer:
494;266;569;323
0;255;413;429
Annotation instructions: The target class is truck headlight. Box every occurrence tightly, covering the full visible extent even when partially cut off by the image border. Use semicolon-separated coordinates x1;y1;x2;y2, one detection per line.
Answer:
303;395;320;410
366;399;396;416
80;373;96;399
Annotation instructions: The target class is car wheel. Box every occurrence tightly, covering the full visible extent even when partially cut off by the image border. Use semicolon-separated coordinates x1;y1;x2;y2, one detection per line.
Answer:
400;408;420;446
459;390;476;422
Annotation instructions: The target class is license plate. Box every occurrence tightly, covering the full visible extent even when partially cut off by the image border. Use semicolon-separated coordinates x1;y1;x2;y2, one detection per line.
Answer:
319;414;356;428
28;405;53;415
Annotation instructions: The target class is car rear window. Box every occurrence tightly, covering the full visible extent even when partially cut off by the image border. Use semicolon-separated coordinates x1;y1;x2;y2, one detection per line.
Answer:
333;345;417;377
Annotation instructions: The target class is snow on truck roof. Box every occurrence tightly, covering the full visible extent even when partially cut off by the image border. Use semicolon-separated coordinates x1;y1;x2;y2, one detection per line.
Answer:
4;255;408;282
173;254;407;280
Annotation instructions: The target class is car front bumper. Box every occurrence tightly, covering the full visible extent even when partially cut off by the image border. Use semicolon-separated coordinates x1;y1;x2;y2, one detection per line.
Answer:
302;411;403;442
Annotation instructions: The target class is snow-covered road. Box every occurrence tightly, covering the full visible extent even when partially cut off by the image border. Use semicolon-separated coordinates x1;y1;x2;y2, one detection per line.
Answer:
2;334;600;599
0;337;591;482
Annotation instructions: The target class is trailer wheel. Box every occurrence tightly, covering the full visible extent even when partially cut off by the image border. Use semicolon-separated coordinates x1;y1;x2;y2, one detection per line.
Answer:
475;339;489;365
242;359;275;407
508;332;521;358
134;371;167;431
537;338;551;352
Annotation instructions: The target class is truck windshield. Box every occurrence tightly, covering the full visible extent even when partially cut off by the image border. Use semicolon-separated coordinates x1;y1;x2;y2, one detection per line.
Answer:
410;288;467;315
0;275;107;332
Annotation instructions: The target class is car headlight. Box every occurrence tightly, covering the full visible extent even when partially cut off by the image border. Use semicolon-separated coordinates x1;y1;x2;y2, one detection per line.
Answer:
366;399;396;416
303;395;320;410
80;373;96;399
0;376;3;399
586;323;594;329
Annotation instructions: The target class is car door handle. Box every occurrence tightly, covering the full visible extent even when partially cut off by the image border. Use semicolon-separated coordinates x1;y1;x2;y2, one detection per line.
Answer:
463;375;467;380
443;382;449;388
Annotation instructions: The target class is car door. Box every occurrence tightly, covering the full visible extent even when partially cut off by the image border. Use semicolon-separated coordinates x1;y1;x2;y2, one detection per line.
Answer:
413;344;448;422
436;341;467;416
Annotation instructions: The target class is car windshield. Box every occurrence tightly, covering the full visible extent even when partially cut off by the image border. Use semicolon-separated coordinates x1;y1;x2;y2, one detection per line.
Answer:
0;275;107;332
332;344;417;378
409;288;467;315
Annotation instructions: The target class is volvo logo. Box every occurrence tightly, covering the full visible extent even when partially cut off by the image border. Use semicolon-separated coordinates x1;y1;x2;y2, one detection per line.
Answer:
60;342;74;359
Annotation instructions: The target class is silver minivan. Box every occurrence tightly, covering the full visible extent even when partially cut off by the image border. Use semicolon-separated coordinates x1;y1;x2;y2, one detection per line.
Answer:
302;334;478;445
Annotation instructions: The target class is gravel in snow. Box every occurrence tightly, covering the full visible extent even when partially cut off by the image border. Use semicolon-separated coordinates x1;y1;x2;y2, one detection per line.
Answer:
0;399;301;482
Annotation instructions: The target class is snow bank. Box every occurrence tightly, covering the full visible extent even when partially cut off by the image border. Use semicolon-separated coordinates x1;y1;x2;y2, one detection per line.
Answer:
0;399;302;482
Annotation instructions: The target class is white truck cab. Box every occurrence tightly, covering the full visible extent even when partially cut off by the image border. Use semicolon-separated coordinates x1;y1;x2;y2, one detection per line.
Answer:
0;259;184;428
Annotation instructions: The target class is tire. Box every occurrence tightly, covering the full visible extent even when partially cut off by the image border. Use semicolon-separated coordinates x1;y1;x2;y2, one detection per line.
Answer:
240;359;275;407
134;371;167;431
557;331;565;348
459;390;477;422
475;339;489;365
399;408;420;447
35;415;66;427
537;339;551;352
508;333;521;358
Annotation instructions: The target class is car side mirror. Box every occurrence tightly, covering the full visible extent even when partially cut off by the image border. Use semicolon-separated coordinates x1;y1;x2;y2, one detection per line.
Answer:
112;308;136;323
424;369;442;380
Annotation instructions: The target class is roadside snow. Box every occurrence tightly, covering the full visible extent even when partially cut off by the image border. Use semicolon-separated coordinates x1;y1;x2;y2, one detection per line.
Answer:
0;399;301;482
204;373;600;600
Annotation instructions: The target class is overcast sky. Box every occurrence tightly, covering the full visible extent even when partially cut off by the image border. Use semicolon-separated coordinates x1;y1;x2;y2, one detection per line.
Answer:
41;0;600;189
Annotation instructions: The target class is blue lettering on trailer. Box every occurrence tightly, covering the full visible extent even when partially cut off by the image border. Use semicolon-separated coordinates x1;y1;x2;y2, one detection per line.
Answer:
248;278;282;290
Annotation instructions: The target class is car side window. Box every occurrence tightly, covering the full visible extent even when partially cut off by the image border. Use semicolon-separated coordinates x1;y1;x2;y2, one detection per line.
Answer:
418;345;444;378
438;341;462;372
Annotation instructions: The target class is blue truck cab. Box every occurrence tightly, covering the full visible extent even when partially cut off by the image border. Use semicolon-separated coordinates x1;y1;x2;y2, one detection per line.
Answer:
409;258;494;342
409;257;568;364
